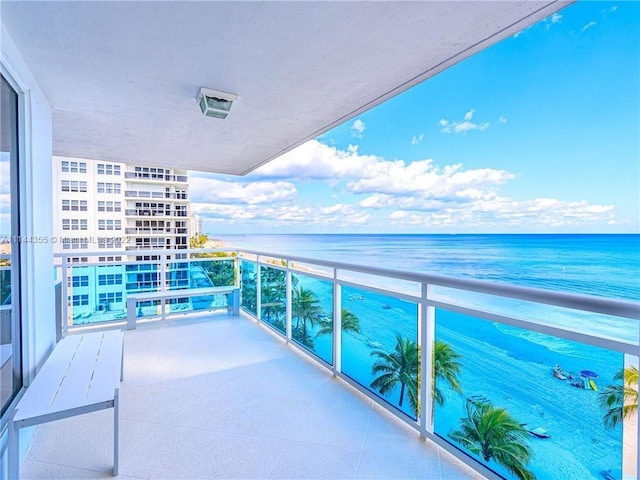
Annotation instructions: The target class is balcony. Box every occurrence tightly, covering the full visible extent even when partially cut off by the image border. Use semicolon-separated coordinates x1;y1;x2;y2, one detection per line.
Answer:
53;249;639;480
124;171;188;183
124;227;188;235
124;190;165;199
124;209;186;218
18;313;483;479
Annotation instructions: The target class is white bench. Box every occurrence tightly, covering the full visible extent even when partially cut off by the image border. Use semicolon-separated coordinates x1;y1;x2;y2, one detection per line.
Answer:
8;330;124;479
125;286;240;329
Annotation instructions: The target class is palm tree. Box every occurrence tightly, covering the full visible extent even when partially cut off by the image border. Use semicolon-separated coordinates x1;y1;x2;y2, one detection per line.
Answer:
599;365;638;428
433;340;463;406
316;309;361;337
370;334;419;415
291;286;324;347
450;400;535;480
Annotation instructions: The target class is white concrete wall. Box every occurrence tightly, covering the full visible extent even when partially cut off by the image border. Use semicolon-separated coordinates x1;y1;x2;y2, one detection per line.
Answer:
1;22;55;476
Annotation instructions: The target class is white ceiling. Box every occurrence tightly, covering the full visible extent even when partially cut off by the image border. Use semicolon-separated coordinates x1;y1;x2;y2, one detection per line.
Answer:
1;1;568;176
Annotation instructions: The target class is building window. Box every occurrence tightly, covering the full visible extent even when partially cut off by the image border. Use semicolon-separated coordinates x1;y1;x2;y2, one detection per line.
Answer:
62;219;88;231
71;294;89;306
98;237;122;249
97;201;121;212
69;257;89;264
71;275;89;287
98;256;122;262
98;220;122;231
61;160;87;173
62;180;87;192
98;292;123;304
97;163;121;176
98;274;123;286
62;199;88;211
61;237;89;250
97;182;121;194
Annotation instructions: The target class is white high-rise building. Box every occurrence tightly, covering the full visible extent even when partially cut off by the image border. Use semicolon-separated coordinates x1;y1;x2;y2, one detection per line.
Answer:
189;214;202;237
52;156;191;315
52;157;190;256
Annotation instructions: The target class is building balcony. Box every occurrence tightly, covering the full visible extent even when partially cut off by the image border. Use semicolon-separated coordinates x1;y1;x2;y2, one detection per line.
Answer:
124;227;188;235
124;171;188;183
53;249;639;480
124;209;187;218
124;190;165;199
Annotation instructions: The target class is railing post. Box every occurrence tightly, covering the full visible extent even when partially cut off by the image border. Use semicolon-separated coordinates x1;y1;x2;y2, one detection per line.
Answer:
333;270;341;376
61;255;69;337
286;263;292;343
421;282;435;437
256;261;262;322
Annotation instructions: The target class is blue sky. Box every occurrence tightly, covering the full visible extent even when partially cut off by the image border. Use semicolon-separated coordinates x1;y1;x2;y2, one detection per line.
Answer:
191;1;639;235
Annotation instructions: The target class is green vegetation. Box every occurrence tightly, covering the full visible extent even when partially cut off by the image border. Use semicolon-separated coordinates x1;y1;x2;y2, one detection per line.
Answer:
450;400;535;480
316;309;361;337
292;285;324;348
370;334;419;415
433;340;463;407
189;233;208;249
260;266;287;331
599;365;639;428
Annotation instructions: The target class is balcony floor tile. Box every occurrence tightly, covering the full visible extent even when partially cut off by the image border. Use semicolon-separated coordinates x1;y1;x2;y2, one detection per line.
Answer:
20;314;484;479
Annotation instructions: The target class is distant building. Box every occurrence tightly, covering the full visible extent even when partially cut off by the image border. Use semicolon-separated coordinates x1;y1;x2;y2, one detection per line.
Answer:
189;214;202;237
52;157;191;315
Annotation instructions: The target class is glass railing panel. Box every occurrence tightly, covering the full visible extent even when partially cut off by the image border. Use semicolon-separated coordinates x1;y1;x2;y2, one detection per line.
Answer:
433;309;624;480
260;265;286;334
133;299;162;319
240;260;257;315
67;264;129;326
430;286;639;346
192;259;235;287
291;273;333;365
340;285;419;420
337;269;421;298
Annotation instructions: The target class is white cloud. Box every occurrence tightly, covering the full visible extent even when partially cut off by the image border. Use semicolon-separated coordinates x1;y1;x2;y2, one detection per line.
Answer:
498;116;507;124
252;140;382;180
350;119;366;138
411;134;424;145
439;110;490;134
582;21;597;32
189;140;621;232
189;176;297;205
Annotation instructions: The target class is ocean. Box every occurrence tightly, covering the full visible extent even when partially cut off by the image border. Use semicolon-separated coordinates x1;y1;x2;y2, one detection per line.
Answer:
216;233;639;480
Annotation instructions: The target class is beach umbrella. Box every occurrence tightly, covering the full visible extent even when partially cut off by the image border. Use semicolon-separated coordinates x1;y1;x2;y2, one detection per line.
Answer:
580;370;599;378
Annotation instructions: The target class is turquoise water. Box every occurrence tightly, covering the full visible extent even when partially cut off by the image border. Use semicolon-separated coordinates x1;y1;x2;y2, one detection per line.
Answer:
227;234;639;480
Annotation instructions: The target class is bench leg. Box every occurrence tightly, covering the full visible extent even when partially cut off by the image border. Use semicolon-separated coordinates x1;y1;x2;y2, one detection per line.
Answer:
113;388;119;476
8;410;19;480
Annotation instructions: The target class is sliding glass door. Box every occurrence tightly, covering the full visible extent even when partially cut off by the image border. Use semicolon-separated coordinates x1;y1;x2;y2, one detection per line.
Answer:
1;73;22;417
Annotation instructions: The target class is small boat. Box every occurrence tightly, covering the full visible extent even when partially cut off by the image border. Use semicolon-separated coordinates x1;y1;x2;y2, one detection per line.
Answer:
382;304;391;310
467;394;491;406
588;379;598;391
527;426;551;439
601;468;622;480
